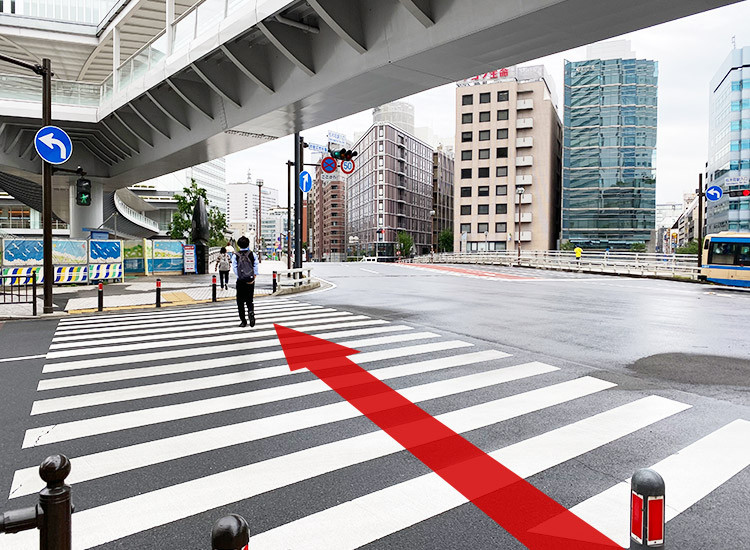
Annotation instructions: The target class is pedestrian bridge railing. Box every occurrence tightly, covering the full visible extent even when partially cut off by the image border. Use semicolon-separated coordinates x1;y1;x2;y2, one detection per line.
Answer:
408;251;702;280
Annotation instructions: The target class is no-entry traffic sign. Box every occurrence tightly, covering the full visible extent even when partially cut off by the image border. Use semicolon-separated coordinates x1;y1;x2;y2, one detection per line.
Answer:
321;156;337;174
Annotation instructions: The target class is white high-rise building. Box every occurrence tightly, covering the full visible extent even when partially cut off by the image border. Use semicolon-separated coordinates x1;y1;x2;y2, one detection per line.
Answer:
226;178;279;233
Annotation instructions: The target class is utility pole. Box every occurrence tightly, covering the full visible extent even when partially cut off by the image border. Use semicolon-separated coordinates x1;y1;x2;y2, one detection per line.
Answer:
516;187;525;264
696;173;704;269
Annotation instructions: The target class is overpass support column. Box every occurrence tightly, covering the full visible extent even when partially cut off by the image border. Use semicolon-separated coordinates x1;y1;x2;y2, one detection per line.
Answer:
166;0;175;56
113;26;121;91
68;180;104;239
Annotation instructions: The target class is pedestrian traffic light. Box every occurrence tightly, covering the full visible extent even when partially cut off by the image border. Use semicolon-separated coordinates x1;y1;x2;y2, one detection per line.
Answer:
76;177;92;206
376;228;384;234
727;188;750;197
330;148;358;161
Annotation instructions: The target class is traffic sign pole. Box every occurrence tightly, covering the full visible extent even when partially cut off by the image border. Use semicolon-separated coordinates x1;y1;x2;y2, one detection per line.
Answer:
697;173;703;270
42;58;53;314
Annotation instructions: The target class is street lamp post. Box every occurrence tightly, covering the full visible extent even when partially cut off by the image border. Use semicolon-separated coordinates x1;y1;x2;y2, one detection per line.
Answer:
429;209;436;252
256;179;264;255
516;186;525;265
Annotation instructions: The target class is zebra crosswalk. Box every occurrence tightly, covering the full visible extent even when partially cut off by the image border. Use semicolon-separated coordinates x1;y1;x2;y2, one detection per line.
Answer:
1;297;748;549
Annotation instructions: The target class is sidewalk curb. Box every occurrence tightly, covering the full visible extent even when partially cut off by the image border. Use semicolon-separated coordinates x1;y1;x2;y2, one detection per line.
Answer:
272;280;322;296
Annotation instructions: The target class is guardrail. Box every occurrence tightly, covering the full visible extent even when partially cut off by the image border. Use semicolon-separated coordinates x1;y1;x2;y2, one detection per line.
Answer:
273;268;313;289
409;251;701;280
1;272;37;315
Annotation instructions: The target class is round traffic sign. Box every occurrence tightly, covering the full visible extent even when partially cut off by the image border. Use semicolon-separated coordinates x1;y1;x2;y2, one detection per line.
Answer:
341;160;355;174
321;157;337;174
705;185;723;202
34;125;73;165
299;171;312;193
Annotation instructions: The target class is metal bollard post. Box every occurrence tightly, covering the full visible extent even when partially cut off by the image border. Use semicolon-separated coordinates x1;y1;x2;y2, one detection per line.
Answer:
272;271;277;293
212;275;217;302
97;282;103;312
156;278;161;308
32;271;37;316
211;514;249;550
0;454;72;550
630;468;665;549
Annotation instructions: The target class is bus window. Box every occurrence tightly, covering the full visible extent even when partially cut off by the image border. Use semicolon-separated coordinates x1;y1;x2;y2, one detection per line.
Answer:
738;245;750;266
709;242;736;265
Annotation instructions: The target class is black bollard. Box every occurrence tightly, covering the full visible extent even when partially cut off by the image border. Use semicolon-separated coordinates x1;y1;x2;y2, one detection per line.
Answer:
211;514;249;550
272;271;277;293
39;455;73;550
156;278;161;308
212;275;217;302
630;468;665;549
0;454;73;550
97;282;103;312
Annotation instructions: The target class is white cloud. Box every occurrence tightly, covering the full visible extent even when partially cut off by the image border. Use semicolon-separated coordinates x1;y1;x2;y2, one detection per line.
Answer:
226;1;750;206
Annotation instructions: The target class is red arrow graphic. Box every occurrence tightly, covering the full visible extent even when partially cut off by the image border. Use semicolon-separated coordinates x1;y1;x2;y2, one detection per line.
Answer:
274;325;622;549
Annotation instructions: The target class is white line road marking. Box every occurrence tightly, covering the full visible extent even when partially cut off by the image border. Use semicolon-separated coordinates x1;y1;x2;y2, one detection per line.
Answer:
561;419;750;548
360;268;379;274
4;377;621;549
42;327;435;373
24;340;473;446
37;340;474;391
12;354;534;497
249;396;690;550
0;354;46;364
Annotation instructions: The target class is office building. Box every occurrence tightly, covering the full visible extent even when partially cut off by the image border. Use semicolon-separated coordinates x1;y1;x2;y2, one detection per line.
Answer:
348;122;434;259
562;42;658;249
454;65;562;253
309;166;346;261
226;177;279;238
373;102;415;136
706;46;750;234
432;146;454;250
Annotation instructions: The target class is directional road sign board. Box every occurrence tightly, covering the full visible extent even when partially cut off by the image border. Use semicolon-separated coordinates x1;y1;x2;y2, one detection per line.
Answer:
34;125;73;164
321;156;337;174
299;170;312;193
321;172;339;183
341;160;355;174
307;142;329;154
706;185;723;202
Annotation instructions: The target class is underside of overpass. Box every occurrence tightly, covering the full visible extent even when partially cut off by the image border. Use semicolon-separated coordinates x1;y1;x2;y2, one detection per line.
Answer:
0;0;741;192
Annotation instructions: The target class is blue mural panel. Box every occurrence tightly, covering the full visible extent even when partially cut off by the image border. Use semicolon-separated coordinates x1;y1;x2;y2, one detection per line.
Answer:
3;239;43;265
153;240;184;272
89;240;122;263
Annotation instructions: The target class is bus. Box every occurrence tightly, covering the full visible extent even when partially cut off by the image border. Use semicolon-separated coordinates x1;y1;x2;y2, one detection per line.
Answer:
700;232;750;287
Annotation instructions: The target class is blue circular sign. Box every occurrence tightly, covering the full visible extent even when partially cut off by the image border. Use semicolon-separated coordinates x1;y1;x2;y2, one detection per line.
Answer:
705;185;723;202
34;125;73;165
299;171;312;193
321;157;337;174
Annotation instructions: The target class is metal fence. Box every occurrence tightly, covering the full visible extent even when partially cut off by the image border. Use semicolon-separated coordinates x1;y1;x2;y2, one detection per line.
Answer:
1;272;37;315
408;251;702;280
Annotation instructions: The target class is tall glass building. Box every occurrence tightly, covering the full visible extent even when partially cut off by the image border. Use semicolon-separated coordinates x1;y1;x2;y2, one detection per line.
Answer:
562;53;658;249
706;46;750;234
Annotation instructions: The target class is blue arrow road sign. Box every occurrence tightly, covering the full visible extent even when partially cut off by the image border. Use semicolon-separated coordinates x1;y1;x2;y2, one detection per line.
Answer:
706;185;723;202
34;125;73;165
299;170;312;193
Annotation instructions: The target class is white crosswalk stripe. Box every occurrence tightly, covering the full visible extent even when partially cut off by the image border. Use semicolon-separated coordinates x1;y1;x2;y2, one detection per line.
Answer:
2;299;747;550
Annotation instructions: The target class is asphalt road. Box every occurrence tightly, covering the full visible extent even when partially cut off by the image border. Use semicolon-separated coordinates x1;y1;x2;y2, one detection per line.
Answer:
0;263;746;549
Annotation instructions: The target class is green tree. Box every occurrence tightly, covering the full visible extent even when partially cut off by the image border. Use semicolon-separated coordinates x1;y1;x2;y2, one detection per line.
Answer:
560;241;575;251
630;242;647;252
437;229;453;252
168;179;227;246
397;231;414;257
676;240;699;255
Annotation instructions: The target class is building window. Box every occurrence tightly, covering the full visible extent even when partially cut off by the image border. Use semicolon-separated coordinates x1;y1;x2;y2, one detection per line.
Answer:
479;130;490;141
478;186;489;196
479;92;490;104
478;167;490;178
462;113;473;124
479;111;490;122
460;223;471;233
461;131;473;143
497;128;508;139
497;90;509;102
496;147;508;158
460;205;471;215
478;204;489;215
460;186;472;197
497;109;509;121
496;167;508;177
496;185;508;196
496;204;508;214
461;150;472;160
478;148;490;159
477;222;489;233
462;94;473;105
461;168;472;179
495;222;507;232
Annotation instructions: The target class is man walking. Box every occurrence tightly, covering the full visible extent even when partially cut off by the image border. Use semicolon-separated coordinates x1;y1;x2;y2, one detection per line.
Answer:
232;235;259;327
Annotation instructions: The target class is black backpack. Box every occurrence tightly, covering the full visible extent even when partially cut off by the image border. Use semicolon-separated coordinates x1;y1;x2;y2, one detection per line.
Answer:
236;250;255;282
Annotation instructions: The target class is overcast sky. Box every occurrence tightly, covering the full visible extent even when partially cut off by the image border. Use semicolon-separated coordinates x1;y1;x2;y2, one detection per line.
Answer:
224;1;750;206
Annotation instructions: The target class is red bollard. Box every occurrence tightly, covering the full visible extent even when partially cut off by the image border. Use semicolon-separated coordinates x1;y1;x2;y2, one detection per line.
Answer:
212;275;217;302
272;271;277;293
156;278;161;308
97;282;103;312
630;469;665;549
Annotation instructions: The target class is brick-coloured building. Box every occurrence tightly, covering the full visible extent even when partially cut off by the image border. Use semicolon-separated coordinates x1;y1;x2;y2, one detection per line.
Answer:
432;146;454;250
309;166;346;261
